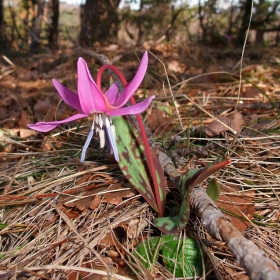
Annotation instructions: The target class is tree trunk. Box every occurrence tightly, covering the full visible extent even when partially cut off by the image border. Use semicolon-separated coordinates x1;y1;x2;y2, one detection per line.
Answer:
79;0;121;47
48;0;59;49
0;0;3;47
236;0;253;46
198;0;206;40
30;0;45;52
255;29;264;44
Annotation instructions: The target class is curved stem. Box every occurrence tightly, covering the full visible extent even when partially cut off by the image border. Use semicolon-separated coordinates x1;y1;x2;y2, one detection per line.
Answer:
97;64;163;217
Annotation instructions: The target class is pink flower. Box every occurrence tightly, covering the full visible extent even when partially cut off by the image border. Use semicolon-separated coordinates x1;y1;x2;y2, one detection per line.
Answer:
28;52;154;162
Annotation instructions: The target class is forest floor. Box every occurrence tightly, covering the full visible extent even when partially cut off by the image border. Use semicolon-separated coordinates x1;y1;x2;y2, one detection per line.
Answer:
0;44;279;279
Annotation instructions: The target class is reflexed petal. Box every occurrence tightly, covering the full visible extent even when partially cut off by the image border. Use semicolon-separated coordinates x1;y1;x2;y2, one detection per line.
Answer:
112;52;148;108
27;113;88;132
52;79;83;112
107;95;154;116
77;58;107;114
105;82;119;105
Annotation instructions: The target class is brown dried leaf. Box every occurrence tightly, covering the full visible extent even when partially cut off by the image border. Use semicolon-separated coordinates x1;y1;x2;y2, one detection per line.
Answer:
65;195;96;209
59;183;107;210
216;185;255;231
205;116;231;136
229;111;244;133
89;195;101;210
99;233;115;248
146;108;170;132
19;110;32;128
64;210;79;219
244;87;263;101
103;185;136;205
76;174;91;185
34;99;51;115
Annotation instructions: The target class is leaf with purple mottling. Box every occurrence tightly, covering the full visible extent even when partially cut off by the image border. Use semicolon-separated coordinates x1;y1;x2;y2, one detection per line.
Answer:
154;157;230;233
113;116;166;213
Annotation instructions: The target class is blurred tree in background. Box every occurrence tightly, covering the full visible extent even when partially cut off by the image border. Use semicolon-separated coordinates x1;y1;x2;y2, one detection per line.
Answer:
29;0;46;52
47;0;59;49
0;0;4;49
79;0;121;46
237;0;280;45
0;0;279;53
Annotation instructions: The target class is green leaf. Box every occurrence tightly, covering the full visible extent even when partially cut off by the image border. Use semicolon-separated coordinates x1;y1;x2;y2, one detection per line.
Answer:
154;157;230;234
161;235;203;277
133;237;162;270
113;116;166;213
206;178;220;201
244;179;255;186
134;235;203;277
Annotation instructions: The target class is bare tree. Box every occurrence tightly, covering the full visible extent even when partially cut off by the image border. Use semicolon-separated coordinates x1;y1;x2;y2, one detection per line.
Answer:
30;0;45;52
0;0;3;47
236;0;280;46
79;0;121;46
48;0;59;49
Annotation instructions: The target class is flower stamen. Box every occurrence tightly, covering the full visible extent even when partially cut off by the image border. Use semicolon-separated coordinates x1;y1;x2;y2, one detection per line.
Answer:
80;113;119;162
98;128;105;149
80;129;94;162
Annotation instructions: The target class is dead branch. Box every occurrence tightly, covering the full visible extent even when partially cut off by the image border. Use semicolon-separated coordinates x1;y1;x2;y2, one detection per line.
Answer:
192;187;280;280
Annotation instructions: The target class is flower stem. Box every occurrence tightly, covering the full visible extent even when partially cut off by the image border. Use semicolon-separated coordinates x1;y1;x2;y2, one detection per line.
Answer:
97;64;163;217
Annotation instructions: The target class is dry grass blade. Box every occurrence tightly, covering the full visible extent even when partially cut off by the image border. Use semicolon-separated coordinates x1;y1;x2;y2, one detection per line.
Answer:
27;265;133;279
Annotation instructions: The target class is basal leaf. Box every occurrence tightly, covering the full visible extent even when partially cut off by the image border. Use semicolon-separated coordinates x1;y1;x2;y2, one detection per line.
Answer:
154;157;230;233
113;116;166;213
133;237;162;270
161;235;203;277
134;235;203;277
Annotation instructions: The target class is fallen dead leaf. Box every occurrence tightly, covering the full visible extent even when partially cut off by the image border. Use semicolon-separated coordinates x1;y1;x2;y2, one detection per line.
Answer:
243;87;263;101
90;195;101;210
64;194;98;210
103;184;136;205
205;116;231;137
19;110;32;128
34;98;51;115
99;233;115;248
216;185;255;231
229;111;244;133
146;108;171;135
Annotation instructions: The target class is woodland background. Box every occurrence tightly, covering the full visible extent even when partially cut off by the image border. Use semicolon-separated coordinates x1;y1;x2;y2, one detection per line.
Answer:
0;0;279;52
0;0;280;279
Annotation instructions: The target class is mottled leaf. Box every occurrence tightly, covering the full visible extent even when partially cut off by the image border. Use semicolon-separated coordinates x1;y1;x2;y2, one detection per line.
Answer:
154;157;230;233
113;116;166;213
206;178;220;201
